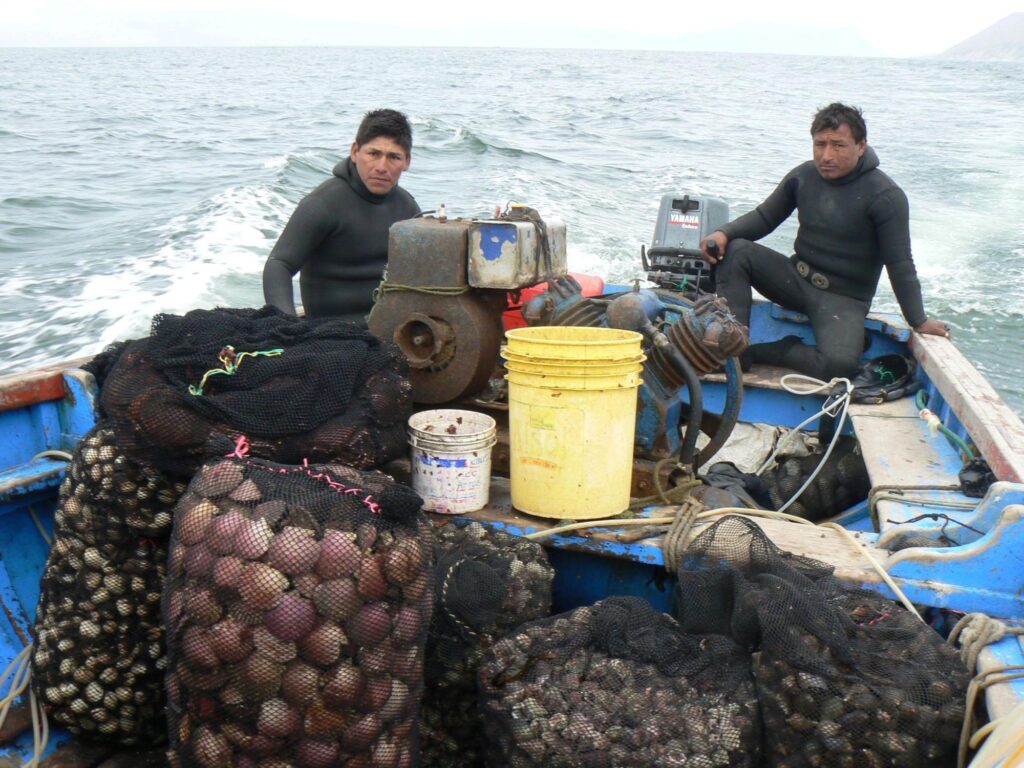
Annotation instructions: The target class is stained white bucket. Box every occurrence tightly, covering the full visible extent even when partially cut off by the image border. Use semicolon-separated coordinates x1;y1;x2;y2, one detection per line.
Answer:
408;409;497;514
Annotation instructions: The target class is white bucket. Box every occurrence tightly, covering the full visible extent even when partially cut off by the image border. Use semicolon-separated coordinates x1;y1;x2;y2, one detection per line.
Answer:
407;409;497;514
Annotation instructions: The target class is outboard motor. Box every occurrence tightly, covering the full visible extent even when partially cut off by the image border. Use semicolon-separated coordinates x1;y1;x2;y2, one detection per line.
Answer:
643;194;728;296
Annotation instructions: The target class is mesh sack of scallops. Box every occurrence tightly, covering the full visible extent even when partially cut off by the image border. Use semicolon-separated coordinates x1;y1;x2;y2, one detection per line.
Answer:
30;423;189;744
673;516;969;768
96;306;412;476
761;437;870;521
163;445;433;768
477;595;760;768
419;522;554;768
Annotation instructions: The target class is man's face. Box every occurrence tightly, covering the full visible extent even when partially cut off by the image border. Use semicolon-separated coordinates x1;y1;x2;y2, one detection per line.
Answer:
812;123;865;180
350;136;411;195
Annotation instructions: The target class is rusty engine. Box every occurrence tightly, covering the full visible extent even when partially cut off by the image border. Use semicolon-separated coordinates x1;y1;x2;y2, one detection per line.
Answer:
368;198;748;468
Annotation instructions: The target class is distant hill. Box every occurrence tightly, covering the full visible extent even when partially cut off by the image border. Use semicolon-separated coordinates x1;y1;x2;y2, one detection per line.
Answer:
939;13;1024;60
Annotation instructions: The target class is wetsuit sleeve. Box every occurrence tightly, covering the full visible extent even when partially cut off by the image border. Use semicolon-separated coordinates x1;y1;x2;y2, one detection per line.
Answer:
719;171;799;242
262;194;337;315
872;187;927;328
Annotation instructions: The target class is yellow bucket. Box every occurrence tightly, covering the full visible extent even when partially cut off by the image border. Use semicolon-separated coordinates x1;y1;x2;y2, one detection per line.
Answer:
504;325;644;361
503;326;644;520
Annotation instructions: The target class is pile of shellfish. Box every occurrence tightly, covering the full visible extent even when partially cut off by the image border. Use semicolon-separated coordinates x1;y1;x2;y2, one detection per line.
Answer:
420;522;554;768
757;595;968;768
164;456;432;768
478;597;760;768
31;424;188;743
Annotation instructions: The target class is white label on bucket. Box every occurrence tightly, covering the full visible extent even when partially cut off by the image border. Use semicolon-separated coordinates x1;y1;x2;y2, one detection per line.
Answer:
412;451;492;513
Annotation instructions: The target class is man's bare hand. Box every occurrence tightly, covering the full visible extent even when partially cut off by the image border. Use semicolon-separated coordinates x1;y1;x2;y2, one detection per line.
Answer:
914;318;952;340
700;232;729;264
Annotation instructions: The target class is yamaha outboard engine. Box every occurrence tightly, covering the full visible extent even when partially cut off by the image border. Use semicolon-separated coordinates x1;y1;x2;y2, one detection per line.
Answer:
643;194;728;296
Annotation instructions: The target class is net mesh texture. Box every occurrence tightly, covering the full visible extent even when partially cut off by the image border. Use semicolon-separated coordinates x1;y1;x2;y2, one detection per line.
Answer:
674;516;968;768
31;423;188;744
478;595;760;768
163;451;432;768
420;522;554;768
97;307;413;476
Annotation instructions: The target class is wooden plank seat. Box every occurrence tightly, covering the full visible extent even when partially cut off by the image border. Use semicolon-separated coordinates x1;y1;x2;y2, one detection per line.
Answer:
846;396;972;534
707;358;973;536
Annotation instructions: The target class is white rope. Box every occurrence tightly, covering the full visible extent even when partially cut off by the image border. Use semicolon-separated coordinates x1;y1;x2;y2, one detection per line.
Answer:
0;645;49;766
526;506;921;619
949;613;1022;672
751;375;854;516
968;699;1024;768
27;506;51;547
29;450;73;463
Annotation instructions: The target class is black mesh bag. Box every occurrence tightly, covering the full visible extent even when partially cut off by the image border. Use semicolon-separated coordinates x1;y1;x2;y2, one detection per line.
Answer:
99;306;413;475
30;423;188;744
420;522;554;768
163;447;433;768
761;436;870;521
674;516;969;768
478;596;760;768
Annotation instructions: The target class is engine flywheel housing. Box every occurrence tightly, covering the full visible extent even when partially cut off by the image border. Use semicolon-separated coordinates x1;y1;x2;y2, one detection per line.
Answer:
369;292;504;404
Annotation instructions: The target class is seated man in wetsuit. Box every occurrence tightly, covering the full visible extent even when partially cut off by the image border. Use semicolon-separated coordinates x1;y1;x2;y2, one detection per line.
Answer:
700;102;950;381
263;108;421;324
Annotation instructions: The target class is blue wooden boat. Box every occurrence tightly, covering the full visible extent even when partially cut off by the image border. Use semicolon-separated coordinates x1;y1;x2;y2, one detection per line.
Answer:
1;296;1023;767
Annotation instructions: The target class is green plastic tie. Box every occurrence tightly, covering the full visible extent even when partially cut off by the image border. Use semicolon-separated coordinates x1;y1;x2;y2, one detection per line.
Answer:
189;346;284;396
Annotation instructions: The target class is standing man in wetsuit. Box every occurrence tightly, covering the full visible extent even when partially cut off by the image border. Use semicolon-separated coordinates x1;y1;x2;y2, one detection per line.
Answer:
263;108;421;324
700;102;950;381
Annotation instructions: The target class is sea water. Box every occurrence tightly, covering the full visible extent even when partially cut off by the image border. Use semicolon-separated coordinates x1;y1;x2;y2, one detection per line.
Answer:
1;47;1022;411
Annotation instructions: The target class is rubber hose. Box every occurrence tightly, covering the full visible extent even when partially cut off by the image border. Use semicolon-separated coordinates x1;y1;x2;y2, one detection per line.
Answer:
661;342;704;469
695;355;744;468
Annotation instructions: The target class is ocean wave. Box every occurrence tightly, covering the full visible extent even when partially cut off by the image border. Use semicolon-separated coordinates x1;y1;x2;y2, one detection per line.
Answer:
1;48;1021;412
0;182;285;371
1;195;115;212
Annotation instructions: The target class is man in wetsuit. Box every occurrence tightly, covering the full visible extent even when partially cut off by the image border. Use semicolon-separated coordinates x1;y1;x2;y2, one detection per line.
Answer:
700;102;950;381
262;108;421;324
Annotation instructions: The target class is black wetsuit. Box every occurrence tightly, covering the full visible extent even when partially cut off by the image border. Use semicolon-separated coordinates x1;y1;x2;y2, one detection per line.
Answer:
263;157;420;324
715;147;926;380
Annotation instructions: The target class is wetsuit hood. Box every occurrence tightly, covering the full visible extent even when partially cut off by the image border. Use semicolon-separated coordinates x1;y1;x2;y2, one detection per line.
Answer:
333;157;396;204
828;145;880;186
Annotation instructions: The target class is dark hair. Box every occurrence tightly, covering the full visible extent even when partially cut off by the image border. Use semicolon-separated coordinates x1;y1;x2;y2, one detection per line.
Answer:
811;103;867;144
354;109;413;155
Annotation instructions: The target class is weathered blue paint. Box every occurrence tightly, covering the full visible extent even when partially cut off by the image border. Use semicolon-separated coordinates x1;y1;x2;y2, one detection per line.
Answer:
61;370;99;443
1;313;1024;757
548;548;675;614
0;458;67;503
968;483;1024;531
0;494;57;627
477;224;517;261
698;380;833;432
884;502;1024;617
829;498;873;530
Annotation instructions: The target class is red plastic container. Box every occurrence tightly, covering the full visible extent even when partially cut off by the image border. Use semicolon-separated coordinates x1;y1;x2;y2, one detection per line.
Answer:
502;273;606;332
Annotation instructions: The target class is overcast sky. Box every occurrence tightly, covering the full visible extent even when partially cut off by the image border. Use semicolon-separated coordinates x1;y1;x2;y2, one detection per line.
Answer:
3;1;1019;57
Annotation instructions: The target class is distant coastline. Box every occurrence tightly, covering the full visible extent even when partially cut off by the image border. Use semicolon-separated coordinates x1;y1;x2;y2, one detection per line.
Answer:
937;12;1023;61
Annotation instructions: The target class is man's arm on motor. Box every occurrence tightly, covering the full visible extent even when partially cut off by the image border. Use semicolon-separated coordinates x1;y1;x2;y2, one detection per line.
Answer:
263;195;335;315
702;172;800;263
